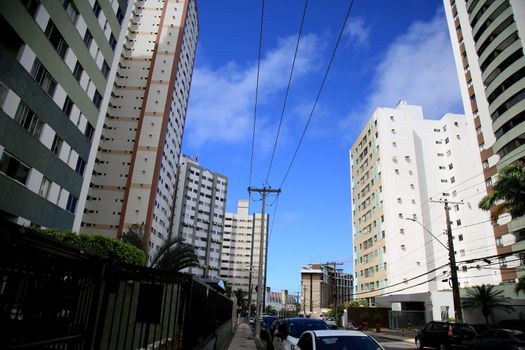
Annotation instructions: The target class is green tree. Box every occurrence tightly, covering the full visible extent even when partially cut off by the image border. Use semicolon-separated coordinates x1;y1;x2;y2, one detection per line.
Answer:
224;282;233;298
515;277;525;296
121;224;199;272
265;305;277;315
233;288;248;315
479;165;525;222
462;284;515;325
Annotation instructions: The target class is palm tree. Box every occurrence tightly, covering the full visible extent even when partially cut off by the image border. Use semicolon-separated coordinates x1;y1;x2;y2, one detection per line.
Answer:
462;284;514;325
233;288;248;315
121;224;199;272
479;165;525;222
515;277;525;296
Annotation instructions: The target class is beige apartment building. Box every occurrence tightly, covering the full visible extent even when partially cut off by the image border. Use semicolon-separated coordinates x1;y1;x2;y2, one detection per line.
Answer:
443;0;525;281
81;0;198;260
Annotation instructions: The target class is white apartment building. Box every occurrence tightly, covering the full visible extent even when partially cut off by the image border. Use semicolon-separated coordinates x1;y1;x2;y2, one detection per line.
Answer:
81;0;198;259
220;200;268;307
0;0;130;230
171;155;227;279
350;101;501;305
444;0;525;281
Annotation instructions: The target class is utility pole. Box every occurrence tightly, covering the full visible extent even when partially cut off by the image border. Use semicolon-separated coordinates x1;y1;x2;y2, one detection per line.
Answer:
431;198;463;322
326;261;343;322
248;186;281;339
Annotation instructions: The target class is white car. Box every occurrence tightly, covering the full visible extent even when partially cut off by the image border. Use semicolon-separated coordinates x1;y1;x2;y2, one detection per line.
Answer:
273;318;329;350
323;317;337;328
296;330;385;350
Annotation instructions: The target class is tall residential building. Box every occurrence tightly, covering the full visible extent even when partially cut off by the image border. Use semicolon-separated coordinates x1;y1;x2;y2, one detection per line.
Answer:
171;155;228;279
350;101;501;305
300;263;353;318
220;200;267;306
0;0;130;230
444;0;525;281
80;0;199;257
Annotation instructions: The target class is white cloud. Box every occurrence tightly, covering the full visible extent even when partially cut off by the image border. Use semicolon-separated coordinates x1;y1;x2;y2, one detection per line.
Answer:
185;34;322;148
344;17;370;46
341;13;462;134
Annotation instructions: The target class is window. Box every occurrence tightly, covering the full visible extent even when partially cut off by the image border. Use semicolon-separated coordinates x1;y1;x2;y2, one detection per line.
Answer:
458;234;463;241
496;236;503;247
39;176;51;198
0;151;30;184
482;160;489;169
15;102;43;138
109;34;117;50
84;122;95;141
75;157;86;175
66;194;77;213
30;59;56;96
101;61;110;79
63;97;73;116
486;177;493;187
61;0;79;23
401;245;406;251
83;30;93;48
451;176;455;183
45;21;68;58
22;0;40;18
116;7;124;24
51;135;63;155
479;142;485;151
448;163;454;170
93;90;102;109
456;219;462;226
445;137;449;144
92;0;102;17
460;249;465;257
73;62;83;81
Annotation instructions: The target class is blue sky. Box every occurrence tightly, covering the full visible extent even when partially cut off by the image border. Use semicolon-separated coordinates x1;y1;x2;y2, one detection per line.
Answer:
182;1;465;295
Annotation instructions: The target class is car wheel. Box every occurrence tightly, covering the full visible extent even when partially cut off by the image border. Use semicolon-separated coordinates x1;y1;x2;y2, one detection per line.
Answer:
415;338;423;349
439;343;447;350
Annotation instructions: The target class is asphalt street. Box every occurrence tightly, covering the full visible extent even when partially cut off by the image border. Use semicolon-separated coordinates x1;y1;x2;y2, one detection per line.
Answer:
375;335;416;350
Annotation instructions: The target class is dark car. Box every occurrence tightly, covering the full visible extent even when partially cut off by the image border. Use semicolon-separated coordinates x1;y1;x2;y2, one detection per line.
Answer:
415;321;477;349
261;315;278;339
469;329;525;350
273;318;329;350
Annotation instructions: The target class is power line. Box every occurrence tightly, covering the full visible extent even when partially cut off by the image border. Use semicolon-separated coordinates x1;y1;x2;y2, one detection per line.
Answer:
279;0;355;188
248;0;266;192
265;0;309;184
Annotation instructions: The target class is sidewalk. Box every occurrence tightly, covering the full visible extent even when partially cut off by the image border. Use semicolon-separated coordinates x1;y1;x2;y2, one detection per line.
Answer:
366;328;417;344
227;322;258;350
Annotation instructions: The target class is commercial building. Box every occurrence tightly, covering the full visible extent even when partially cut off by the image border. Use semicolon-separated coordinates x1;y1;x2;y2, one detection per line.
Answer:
170;155;227;279
0;0;130;230
80;0;199;261
220;200;268;307
350;101;501;307
443;0;525;281
265;288;299;316
300;263;353;318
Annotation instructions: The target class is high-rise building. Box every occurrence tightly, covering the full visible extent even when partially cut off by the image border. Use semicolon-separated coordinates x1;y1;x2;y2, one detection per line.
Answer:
300;263;353;318
443;0;525;282
0;0;130;230
220;200;267;306
171;155;228;279
80;0;198;258
350;101;500;305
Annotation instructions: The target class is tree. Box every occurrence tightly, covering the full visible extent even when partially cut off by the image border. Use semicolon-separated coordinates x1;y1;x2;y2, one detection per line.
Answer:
515;277;525;296
462;284;515;325
121;224;199;272
224;282;233;298
265;305;277;315
234;288;248;316
479;165;525;222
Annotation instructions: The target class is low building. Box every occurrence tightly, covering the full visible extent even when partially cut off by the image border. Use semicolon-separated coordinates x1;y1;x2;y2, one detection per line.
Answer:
265;288;298;316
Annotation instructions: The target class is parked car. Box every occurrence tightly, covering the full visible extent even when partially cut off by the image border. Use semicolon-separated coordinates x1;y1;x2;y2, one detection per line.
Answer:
469;329;525;350
323;317;337;329
261;315;278;339
297;330;385;350
273;318;329;350
415;321;477;349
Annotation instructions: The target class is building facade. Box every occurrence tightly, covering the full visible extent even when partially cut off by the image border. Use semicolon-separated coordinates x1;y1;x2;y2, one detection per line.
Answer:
265;288;299;315
444;0;525;281
0;0;130;230
81;0;199;260
171;155;227;279
220;200;267;307
300;263;353;318
350;101;501;305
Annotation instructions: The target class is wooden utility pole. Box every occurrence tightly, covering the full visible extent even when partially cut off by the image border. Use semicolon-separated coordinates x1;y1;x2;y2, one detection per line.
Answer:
431;198;463;322
248;186;281;339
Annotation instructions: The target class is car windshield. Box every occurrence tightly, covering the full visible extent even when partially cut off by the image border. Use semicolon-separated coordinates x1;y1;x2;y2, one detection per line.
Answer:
315;335;381;350
288;321;328;338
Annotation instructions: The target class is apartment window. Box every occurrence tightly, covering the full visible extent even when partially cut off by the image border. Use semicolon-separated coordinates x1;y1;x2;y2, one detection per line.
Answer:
51;135;63;155
73;62;83;81
116;7;124;24
458;234;463;241
391;129;396;134
30;59;57;97
398;213;403;219
496;236;503;247
479;142;485;151
75;157;86;175
22;0;41;18
476;126;482;135
482;160;489;169
39;176;51;198
446;150;452;156
460;249;465;257
462;266;468;272
456;219;462;226
448;163;454;170
437;153;444;157
101;61;110;79
450;176;455;184
84;122;94;141
83;30;93;48
15;102;43;138
92;0;102;17
66;194;77;213
45;21;68;59
93;90;102;109
109;34;117;50
62;96;73;117
0;151;30;185
61;0;79;23
401;245;406;251
486;177;493;187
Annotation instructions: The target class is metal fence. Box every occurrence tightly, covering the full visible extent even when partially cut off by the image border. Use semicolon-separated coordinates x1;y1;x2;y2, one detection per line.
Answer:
0;223;232;349
388;310;426;329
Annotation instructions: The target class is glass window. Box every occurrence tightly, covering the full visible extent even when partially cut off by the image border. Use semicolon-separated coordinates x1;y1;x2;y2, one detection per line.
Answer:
39;176;51;198
101;61;110;79
30;59;56;97
92;1;102;17
45;21;68;58
83;30;93;48
15;102;43;138
22;0;40;18
116;7;124;24
62;96;74;116
109;34;117;50
0;151;30;184
315;335;380;350
75;157;86;175
93;90;102;109
66;194;77;213
84;122;94;141
73;62;83;81
51;134;63;155
61;0;78;23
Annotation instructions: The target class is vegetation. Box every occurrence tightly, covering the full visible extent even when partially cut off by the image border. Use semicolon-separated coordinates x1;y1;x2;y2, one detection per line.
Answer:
479;165;525;222
233;288;248;316
265;305;277;315
36;228;146;265
462;284;515;325
121;223;199;272
224;282;233;298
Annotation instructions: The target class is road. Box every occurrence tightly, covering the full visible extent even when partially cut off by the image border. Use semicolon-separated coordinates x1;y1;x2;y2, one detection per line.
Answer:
375;335;416;350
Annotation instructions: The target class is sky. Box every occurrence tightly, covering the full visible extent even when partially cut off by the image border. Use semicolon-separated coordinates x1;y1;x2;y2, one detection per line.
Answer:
182;0;465;295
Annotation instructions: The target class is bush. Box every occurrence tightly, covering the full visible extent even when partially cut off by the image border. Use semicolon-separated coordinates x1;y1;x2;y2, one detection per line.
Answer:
36;229;146;266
